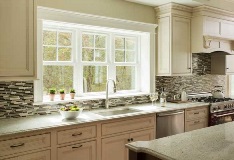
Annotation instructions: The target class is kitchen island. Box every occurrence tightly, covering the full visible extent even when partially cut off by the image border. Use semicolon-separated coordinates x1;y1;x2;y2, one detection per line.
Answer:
126;121;234;160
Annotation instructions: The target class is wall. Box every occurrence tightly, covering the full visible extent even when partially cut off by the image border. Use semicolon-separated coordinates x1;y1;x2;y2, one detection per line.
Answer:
36;0;156;24
156;53;227;96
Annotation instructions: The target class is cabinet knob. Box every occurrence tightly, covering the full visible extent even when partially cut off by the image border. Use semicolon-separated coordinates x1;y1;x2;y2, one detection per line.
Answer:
127;139;131;142
130;138;134;141
226;68;229;70
188;67;191;70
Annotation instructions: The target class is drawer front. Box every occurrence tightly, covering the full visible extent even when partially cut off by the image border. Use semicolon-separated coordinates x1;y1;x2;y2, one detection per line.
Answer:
8;150;50;160
58;126;96;144
102;116;155;136
185;118;208;132
58;141;96;160
0;133;50;157
186;107;208;121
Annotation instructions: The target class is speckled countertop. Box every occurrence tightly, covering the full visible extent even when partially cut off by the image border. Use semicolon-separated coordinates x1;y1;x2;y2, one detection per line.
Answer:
0;102;209;137
126;122;234;160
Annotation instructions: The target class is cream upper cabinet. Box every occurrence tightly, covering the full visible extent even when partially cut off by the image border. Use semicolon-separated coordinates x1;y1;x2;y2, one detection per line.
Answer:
0;0;36;80
156;3;192;76
192;6;234;54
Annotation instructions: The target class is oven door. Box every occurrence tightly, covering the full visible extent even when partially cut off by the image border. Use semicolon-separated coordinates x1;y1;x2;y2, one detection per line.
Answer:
210;111;234;126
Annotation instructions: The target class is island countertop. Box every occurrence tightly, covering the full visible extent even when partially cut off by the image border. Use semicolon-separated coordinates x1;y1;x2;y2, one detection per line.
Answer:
126;121;234;160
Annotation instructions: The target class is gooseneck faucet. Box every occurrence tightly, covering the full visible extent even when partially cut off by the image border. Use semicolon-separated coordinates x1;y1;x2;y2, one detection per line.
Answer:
106;79;116;109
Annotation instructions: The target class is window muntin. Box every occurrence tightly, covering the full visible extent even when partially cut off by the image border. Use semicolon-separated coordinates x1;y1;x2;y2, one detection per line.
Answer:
42;29;74;95
42;25;140;99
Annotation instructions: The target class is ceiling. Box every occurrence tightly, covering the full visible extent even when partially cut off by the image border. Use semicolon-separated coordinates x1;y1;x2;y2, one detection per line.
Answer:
126;0;234;12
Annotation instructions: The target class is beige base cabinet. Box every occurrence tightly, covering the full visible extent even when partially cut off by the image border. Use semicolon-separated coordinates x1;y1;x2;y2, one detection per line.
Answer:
185;106;209;132
58;141;96;160
101;129;154;160
0;0;36;80
8;150;50;160
156;3;192;76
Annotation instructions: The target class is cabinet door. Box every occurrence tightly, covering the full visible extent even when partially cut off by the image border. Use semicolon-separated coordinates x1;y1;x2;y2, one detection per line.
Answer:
102;134;129;160
221;20;234;38
226;55;234;74
185;118;208;132
172;17;191;75
8;150;50;160
58;141;96;160
157;16;171;75
0;0;35;77
130;129;155;142
204;17;221;36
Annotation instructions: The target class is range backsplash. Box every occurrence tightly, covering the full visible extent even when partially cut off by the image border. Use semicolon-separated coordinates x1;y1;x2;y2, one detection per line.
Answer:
156;53;227;96
0;81;150;118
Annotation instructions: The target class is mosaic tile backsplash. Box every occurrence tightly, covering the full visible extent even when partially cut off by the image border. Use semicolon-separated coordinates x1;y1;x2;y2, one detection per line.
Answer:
0;81;150;118
156;53;227;96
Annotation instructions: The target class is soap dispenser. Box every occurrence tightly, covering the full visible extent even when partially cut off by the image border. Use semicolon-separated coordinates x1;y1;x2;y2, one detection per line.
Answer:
181;90;187;102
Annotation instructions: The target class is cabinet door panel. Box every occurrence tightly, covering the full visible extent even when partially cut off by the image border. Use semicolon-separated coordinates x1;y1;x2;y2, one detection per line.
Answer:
58;141;96;160
172;17;191;74
226;55;234;74
8;150;50;160
157;17;171;75
102;134;129;160
0;0;34;77
204;17;220;36
185;118;208;132
130;129;155;142
221;20;234;38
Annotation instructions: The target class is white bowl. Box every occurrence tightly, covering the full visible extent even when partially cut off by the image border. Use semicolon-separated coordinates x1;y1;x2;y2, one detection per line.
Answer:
59;108;83;119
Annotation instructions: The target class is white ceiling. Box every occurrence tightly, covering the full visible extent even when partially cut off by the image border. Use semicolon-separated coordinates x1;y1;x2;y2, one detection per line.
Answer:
126;0;234;12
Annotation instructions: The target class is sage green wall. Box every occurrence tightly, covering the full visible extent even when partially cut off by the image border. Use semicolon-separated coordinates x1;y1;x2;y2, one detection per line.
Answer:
36;0;156;23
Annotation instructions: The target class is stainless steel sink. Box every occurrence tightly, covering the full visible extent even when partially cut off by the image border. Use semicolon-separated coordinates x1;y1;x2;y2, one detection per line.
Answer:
95;108;141;117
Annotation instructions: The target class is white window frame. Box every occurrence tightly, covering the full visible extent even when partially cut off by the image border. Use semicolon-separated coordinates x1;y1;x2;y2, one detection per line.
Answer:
34;7;157;103
229;75;234;98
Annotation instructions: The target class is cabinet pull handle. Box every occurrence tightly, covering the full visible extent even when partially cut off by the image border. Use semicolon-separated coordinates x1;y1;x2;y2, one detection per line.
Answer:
130;138;134;141
194;112;199;114
72;145;83;149
72;132;82;136
194;120;200;124
10;143;25;148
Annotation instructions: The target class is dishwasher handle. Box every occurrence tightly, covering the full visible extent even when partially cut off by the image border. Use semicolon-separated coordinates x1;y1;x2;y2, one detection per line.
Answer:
157;110;184;117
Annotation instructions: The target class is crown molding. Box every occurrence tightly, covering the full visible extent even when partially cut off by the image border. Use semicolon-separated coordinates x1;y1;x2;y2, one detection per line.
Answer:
193;5;234;21
155;3;192;18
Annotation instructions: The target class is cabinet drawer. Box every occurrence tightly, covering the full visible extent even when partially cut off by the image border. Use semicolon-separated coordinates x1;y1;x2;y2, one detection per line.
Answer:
8;150;50;160
57;126;96;144
102;116;155;136
0;133;50;157
185;118;208;132
58;141;96;160
186;107;208;121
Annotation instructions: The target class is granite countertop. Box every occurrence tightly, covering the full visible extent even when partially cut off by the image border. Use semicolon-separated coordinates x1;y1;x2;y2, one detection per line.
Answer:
126;122;234;160
0;102;209;137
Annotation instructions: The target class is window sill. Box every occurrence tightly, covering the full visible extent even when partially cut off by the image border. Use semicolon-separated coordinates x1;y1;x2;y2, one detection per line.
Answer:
33;92;149;105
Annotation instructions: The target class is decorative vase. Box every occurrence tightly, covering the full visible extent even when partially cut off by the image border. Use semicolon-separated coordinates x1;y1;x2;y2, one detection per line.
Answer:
70;93;75;99
49;94;55;101
60;93;65;100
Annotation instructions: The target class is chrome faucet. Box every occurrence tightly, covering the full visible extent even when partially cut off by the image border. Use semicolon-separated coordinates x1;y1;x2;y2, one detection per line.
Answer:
106;79;116;109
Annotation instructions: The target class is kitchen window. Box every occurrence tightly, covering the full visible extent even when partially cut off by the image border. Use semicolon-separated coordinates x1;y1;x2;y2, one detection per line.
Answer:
39;22;140;101
35;8;156;103
230;75;234;98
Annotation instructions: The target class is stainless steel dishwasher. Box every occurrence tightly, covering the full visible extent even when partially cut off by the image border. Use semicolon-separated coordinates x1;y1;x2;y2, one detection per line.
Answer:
156;110;184;139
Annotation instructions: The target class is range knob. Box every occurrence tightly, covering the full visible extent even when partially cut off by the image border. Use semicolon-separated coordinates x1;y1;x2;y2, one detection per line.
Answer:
217;106;221;110
224;105;227;109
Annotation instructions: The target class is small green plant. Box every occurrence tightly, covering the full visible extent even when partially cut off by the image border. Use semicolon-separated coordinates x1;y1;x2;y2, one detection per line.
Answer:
70;89;76;93
59;89;65;94
49;88;56;94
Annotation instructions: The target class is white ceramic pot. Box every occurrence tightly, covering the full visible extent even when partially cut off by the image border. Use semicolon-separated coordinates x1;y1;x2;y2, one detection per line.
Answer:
59;108;83;119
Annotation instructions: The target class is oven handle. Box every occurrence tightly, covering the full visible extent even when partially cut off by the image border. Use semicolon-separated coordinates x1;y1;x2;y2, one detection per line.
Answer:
214;112;234;118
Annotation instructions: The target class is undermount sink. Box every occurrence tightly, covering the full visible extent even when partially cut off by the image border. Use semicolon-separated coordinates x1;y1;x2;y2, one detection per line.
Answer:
95;108;141;117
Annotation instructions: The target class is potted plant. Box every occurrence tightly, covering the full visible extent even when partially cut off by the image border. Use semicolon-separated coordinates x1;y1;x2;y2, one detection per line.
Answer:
49;88;56;101
59;89;65;100
70;89;76;99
